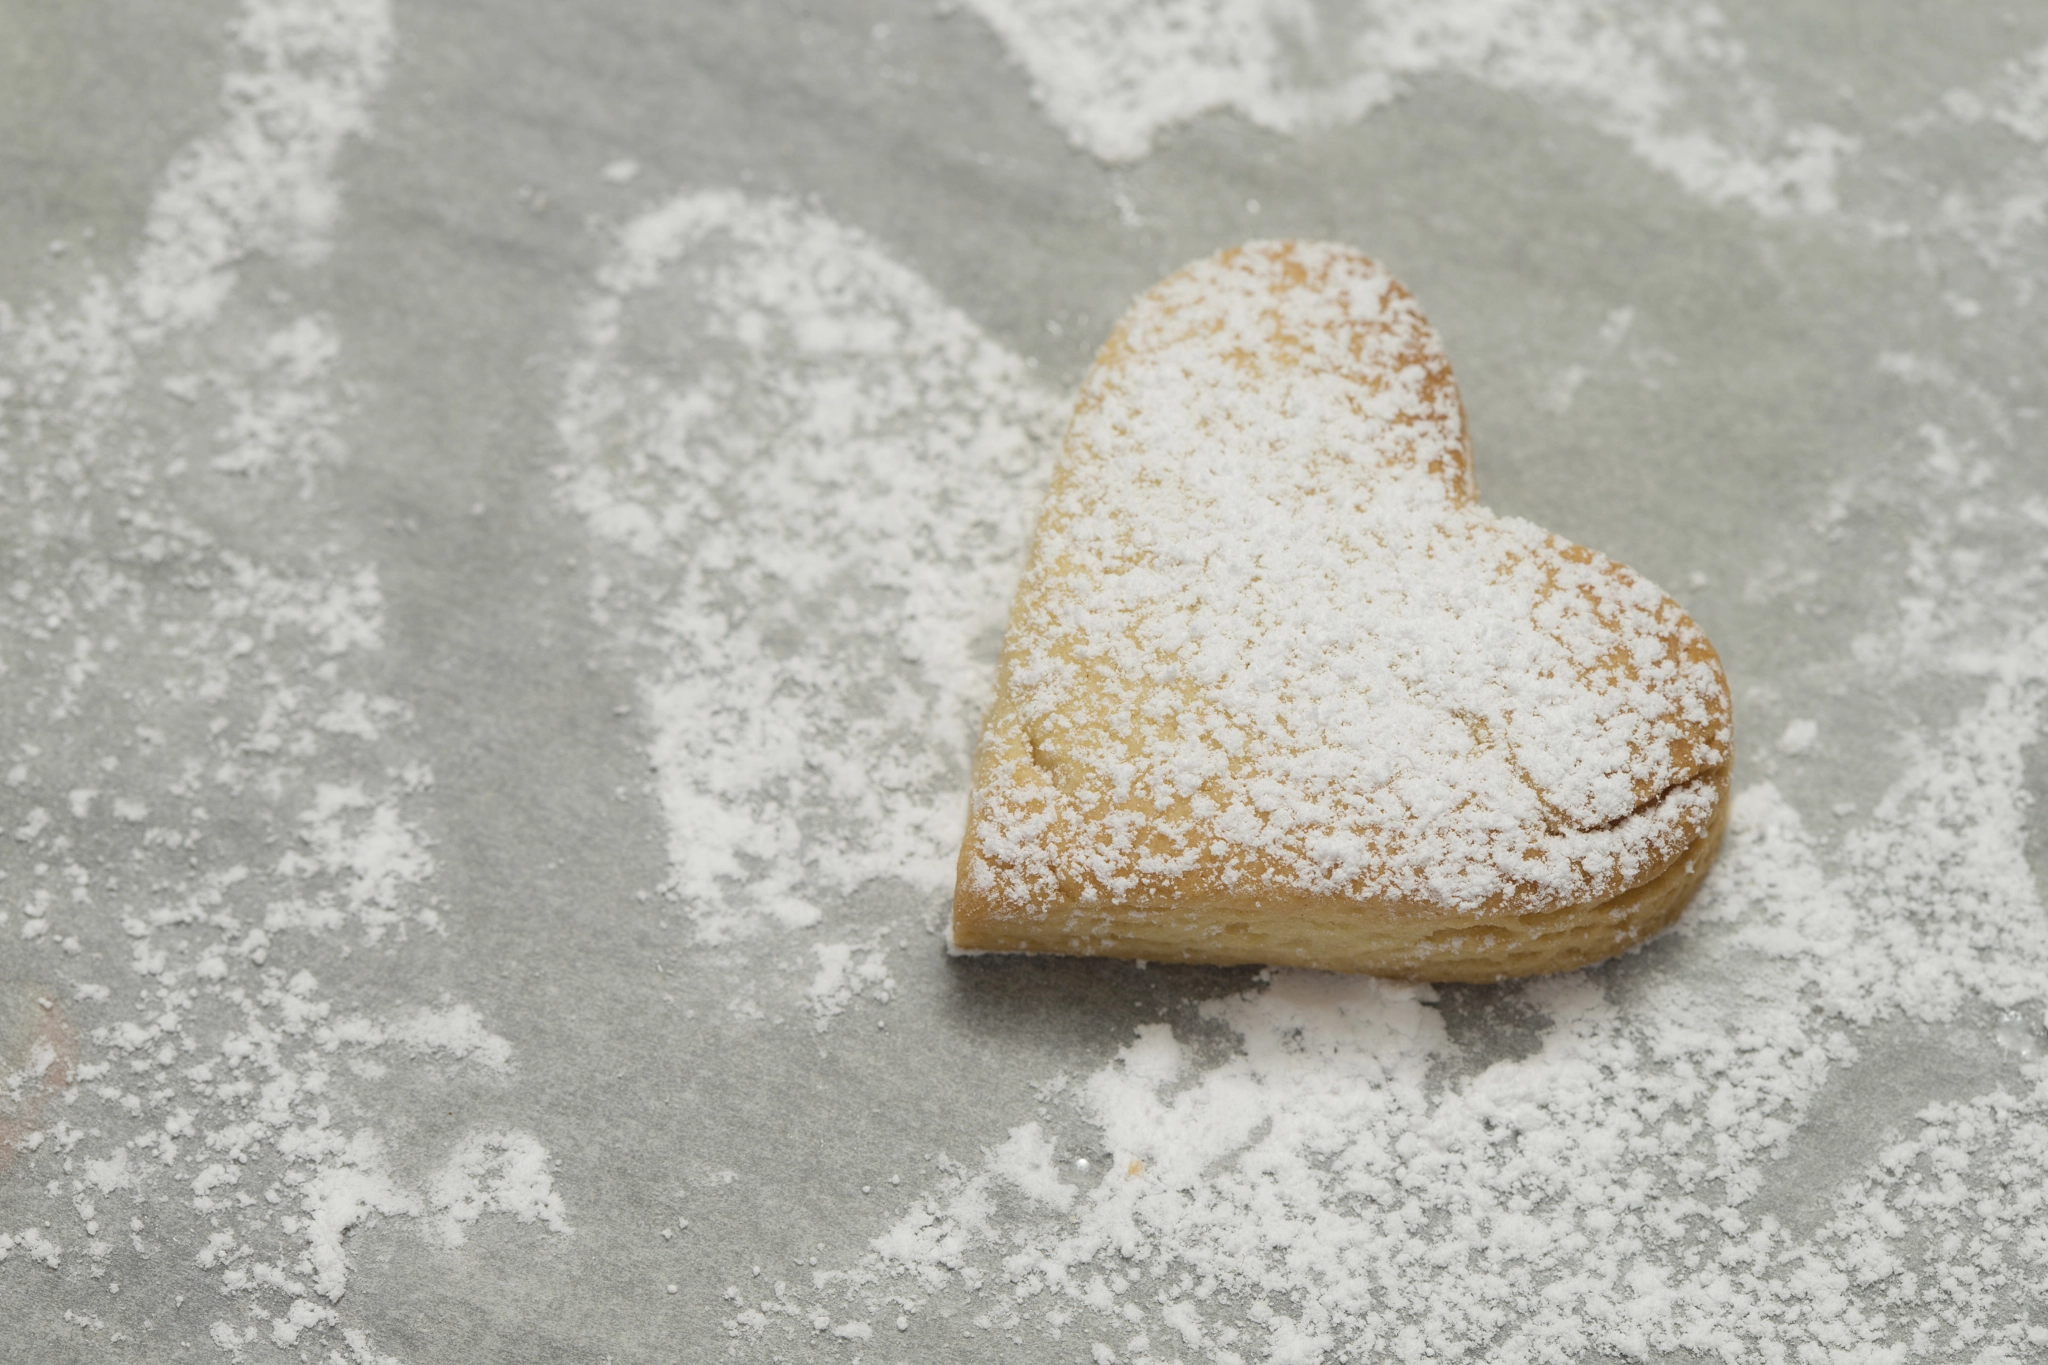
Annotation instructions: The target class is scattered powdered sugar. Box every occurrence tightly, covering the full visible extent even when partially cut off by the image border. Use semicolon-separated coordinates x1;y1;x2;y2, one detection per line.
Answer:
961;0;1853;217
1775;717;1818;755
558;191;1062;944
981;1121;1078;1213
326;1003;515;1073
1899;42;2048;274
425;1131;569;1249
130;0;393;332
0;1;562;1354
803;942;897;1030
1540;306;1637;416
1943;43;2048;147
0;1227;66;1271
286;1135;421;1303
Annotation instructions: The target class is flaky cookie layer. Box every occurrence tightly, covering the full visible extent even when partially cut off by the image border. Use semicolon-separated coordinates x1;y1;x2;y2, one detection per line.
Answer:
953;767;1728;982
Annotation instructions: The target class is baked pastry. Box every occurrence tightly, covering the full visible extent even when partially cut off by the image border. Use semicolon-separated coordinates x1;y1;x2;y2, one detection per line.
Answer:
951;241;1731;982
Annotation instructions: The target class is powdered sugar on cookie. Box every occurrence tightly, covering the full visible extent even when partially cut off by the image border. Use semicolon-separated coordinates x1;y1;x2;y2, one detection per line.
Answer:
968;242;1728;916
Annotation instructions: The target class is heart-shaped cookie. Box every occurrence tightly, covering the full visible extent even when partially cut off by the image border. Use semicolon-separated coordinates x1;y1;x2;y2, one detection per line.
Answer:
952;242;1731;981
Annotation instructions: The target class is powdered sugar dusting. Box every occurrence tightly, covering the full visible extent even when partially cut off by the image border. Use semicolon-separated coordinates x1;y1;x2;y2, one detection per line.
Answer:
963;0;1853;217
426;1131;570;1249
558;191;1062;945
0;1;563;1354
967;242;1728;918
132;0;394;330
1944;43;2048;146
804;942;897;1030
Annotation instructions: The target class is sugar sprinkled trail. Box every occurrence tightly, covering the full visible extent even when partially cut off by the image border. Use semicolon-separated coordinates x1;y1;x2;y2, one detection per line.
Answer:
0;2;564;1356
964;0;2048;279
558;190;1064;950
957;0;1852;217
